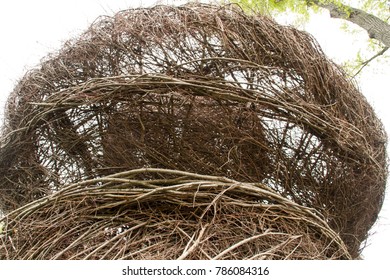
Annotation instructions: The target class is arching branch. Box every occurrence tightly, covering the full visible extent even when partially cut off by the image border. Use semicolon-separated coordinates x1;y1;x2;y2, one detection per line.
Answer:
308;0;390;47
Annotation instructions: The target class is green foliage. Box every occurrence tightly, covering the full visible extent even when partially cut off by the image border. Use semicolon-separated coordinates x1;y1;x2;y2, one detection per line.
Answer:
228;0;311;23
269;0;306;13
341;39;389;77
230;0;308;15
229;0;389;21
229;0;389;75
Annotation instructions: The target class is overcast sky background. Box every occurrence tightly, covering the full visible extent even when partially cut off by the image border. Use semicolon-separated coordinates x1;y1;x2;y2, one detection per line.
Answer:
0;0;388;260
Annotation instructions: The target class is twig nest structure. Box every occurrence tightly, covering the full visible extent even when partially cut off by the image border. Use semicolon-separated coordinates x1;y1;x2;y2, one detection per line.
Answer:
0;3;387;259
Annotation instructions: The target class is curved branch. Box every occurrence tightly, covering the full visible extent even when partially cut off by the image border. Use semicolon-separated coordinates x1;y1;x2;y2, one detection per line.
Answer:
308;0;390;47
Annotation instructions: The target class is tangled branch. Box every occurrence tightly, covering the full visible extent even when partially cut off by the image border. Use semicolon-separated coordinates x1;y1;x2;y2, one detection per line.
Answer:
0;3;387;259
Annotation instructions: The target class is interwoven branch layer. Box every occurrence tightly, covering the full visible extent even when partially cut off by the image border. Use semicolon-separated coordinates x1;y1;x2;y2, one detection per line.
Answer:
0;169;351;260
0;3;387;259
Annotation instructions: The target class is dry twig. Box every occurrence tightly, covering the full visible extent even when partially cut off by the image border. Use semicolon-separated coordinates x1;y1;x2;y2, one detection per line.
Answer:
0;3;387;259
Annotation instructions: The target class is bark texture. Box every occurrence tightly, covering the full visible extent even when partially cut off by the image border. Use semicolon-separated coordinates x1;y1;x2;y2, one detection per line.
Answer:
309;0;390;47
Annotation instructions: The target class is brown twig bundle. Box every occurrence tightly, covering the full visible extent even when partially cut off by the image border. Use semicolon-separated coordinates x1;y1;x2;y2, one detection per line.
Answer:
0;3;387;259
0;168;351;259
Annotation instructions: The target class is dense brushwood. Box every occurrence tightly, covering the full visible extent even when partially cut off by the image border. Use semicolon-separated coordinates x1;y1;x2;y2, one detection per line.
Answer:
0;3;387;259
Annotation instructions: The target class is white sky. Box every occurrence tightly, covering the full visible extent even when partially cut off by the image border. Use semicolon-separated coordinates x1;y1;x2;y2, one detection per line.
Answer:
0;0;388;261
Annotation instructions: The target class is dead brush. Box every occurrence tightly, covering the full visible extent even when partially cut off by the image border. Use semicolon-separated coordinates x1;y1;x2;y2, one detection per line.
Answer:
0;3;387;259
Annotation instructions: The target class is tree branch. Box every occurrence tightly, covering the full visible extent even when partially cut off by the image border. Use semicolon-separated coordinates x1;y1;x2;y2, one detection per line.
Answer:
308;0;390;47
353;46;389;77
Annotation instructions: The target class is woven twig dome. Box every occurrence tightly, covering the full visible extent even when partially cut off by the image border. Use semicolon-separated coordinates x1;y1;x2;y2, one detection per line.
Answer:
0;3;387;259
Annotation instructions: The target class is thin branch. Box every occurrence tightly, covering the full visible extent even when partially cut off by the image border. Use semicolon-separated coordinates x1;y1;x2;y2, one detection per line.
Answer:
353;46;389;77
